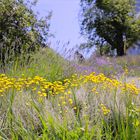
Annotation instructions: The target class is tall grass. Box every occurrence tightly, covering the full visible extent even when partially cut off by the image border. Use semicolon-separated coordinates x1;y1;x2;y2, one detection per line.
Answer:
1;80;140;139
0;49;140;139
0;47;74;81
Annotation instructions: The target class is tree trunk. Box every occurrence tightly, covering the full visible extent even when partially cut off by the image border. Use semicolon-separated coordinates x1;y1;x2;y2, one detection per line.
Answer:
116;43;124;56
116;33;125;56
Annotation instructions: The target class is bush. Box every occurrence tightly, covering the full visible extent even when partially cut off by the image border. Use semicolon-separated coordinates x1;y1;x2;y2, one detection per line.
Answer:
0;0;51;66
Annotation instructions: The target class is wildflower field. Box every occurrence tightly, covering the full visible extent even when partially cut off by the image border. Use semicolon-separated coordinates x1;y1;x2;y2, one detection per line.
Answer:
1;0;140;139
0;49;140;140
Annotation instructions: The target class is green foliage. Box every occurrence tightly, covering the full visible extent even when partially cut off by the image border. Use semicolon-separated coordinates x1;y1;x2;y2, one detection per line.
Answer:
95;44;111;56
80;0;140;56
0;0;51;65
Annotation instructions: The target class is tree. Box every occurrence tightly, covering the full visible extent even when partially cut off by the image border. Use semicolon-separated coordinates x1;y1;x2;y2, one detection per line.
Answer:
80;0;140;56
0;0;51;65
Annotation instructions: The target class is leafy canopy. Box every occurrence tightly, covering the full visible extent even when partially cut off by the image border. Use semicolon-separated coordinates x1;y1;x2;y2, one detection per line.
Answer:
80;0;140;56
0;0;51;65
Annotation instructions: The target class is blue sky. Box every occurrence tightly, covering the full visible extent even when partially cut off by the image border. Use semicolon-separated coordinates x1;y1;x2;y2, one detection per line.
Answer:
35;0;86;56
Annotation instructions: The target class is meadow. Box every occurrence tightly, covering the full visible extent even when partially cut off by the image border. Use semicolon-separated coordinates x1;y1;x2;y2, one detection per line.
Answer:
0;48;140;140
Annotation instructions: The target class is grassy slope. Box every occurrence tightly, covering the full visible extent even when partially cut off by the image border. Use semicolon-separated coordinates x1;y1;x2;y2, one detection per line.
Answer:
1;47;74;81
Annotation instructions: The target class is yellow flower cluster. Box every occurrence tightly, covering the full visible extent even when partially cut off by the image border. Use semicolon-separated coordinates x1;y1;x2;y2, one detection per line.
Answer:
100;103;110;115
0;72;140;97
85;73;140;95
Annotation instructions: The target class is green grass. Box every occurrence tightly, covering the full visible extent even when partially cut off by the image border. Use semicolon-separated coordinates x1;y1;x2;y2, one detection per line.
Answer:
0;48;74;81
